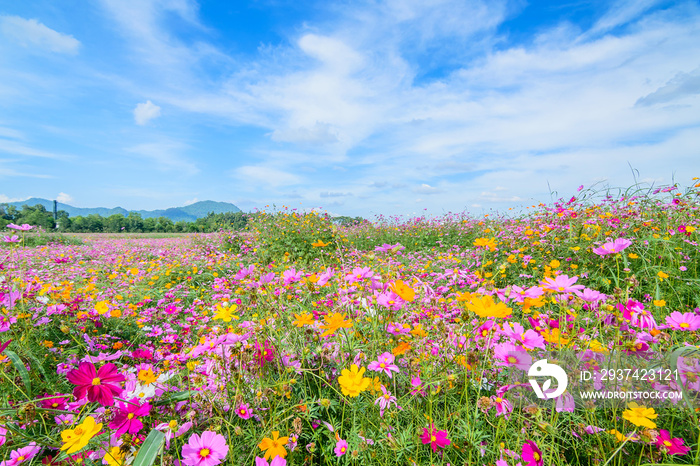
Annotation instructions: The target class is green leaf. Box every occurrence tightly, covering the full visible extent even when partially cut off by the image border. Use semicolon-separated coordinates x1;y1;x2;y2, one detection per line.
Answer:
133;429;165;466
5;350;31;398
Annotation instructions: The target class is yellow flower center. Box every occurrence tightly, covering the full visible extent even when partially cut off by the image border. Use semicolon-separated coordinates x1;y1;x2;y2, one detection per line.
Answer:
380;363;386;368
127;413;134;419
240;409;246;414
199;448;210;458
663;440;673;447
680;322;690;328
169;420;178;429
534;452;541;461
92;377;101;386
430;435;436;442
507;356;517;363
17;457;25;462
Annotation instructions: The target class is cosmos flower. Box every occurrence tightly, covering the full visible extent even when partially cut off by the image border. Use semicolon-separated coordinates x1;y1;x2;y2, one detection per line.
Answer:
665;312;700;331
66;362;124;406
108;398;151;437
655;430;689;455
334;439;349;457
367;352;400;378
182;431;229;466
338;365;371;397
521;440;543;466
592;238;633;256
258;431;289;461
60;416;102;454
420;424;450;452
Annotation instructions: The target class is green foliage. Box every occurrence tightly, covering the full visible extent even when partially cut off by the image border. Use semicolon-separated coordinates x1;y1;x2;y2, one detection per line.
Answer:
248;208;338;264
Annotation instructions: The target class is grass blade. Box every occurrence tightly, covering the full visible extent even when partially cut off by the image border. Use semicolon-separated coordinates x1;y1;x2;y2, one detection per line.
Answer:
5;350;31;398
133;429;165;466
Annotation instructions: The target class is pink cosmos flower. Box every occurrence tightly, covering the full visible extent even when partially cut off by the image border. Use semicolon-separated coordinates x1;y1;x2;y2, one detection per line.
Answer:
255;457;286;466
540;275;585;294
109;398;151;437
367;352;400;378
0;442;40;466
0;425;6;447
6;223;33;231
345;267;374;283
40;393;68;411
493;343;532;370
655;429;689;455
374;386;398;417
334;439;349;457
555;392;575;413
236;403;253;420
66;362;124;406
491;396;513;419
2;235;20;243
420;424;450;452
182;431;229;466
282;268;303;285
521;440;543;466
665;312;700;331
592;238;633;256
410;375;425;396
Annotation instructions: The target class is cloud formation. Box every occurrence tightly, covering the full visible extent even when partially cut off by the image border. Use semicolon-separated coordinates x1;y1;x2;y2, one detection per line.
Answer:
0;16;80;54
133;100;162;125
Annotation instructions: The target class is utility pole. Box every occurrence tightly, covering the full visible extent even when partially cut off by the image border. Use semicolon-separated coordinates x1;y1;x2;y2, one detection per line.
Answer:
53;200;58;229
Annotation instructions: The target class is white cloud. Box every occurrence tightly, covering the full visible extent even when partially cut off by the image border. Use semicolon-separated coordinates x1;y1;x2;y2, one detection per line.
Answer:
183;197;198;205
414;184;440;194
0;15;80;54
0;194;29;203
56;192;73;204
133;100;162;125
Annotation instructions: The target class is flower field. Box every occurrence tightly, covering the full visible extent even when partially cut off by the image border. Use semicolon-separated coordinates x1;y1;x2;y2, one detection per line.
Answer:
1;181;700;466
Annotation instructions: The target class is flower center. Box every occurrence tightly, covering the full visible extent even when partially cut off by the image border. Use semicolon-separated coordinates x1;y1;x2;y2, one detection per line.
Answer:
17;456;25;462
680;322;690;328
91;377;101;386
495;397;503;403
127;413;134;419
534;452;541;461
507;356;517;363
663;440;673;447
380;363;386;368
430;435;436;442
169;420;178;429
199;448;210;458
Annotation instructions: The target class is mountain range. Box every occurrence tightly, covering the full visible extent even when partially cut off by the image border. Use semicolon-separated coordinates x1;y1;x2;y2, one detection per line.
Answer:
3;198;241;222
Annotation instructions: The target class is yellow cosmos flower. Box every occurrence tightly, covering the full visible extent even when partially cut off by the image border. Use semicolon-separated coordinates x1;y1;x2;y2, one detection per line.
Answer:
104;446;125;466
466;295;511;318
138;368;158;385
61;416;103;454
293;312;314;327
622;402;657;429
473;237;497;251
311;240;330;247
213;303;238;322
338;364;371;397
319;312;352;337
391;280;416;302
258;431;289;460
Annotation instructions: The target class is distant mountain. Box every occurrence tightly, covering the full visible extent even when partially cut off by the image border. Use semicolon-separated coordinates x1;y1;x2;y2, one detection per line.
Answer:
3;198;241;222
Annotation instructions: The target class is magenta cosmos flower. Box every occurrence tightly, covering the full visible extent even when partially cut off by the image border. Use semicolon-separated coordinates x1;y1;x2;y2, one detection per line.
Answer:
109;398;151;436
592;238;632;256
665;312;700;331
66;362;124;406
334;438;349;457
182;431;229;466
521;440;543;466
367;352;400;378
420;424;450;452
6;223;34;231
655;429;690;455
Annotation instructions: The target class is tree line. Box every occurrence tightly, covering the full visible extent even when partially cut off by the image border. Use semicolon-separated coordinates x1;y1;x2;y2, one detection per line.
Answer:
0;203;365;233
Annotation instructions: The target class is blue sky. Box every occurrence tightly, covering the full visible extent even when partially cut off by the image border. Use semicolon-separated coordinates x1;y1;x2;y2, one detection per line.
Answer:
1;0;699;217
